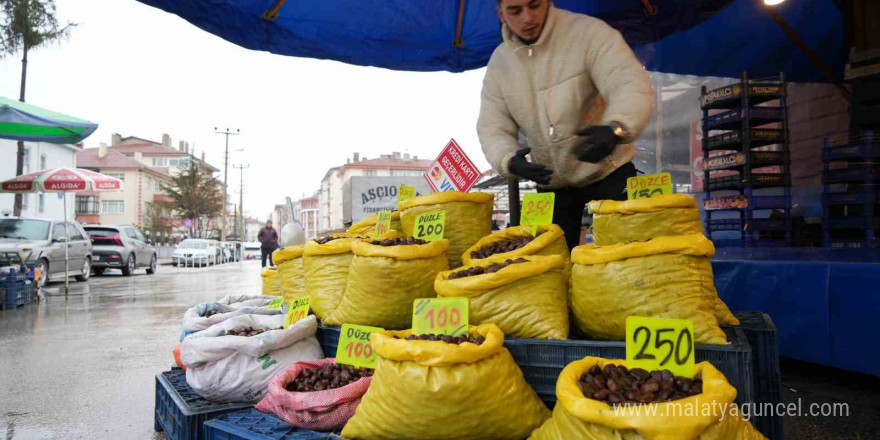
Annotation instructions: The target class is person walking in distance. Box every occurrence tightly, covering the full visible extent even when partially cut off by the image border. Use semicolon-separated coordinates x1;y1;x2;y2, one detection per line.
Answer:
258;220;278;267
478;0;655;250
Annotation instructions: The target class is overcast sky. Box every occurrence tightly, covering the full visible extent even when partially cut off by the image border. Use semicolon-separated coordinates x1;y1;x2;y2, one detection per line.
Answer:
0;0;491;220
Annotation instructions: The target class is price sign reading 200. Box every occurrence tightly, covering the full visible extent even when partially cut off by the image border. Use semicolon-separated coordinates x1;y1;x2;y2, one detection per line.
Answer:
413;210;446;241
625;316;695;378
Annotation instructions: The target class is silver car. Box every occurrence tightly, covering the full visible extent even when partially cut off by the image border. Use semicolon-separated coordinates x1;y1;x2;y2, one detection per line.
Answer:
84;225;157;276
0;217;93;287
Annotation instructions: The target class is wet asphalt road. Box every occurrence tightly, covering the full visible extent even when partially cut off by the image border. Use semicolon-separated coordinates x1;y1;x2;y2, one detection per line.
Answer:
0;260;263;440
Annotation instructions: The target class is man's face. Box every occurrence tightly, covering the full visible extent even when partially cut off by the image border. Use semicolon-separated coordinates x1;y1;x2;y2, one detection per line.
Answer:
266;222;272;228
497;0;550;44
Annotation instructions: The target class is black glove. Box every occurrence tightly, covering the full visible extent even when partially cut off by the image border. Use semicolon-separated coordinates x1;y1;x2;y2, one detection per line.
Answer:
573;125;619;163
508;148;553;185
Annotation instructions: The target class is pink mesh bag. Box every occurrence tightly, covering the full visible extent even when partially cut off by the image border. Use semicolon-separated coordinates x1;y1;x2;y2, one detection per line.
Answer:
255;358;371;431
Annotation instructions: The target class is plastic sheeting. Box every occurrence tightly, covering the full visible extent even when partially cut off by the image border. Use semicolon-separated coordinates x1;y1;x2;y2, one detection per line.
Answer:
712;255;880;377
135;0;842;82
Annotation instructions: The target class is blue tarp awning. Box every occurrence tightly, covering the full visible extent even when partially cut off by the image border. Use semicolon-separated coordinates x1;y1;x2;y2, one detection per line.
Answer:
135;0;843;82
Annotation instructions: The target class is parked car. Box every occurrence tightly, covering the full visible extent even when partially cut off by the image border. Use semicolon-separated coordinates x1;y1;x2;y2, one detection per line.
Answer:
243;242;261;260
172;239;220;266
0;217;93;287
220;241;240;262
83;225;157;276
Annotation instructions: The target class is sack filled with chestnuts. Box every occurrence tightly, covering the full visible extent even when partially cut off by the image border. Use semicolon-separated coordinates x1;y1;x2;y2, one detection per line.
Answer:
255;358;373;431
341;324;549;440
570;234;738;345
399;191;495;268
179;294;283;341
461;224;569;271
528;357;767;440
434;255;569;339
323;237;449;329
272;245;306;302
302;235;364;319
588;194;705;246
347;211;403;237
261;266;282;296
180;314;324;403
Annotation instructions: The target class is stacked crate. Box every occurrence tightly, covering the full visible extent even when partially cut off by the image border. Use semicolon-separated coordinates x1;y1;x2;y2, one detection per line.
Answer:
822;132;879;248
700;73;792;247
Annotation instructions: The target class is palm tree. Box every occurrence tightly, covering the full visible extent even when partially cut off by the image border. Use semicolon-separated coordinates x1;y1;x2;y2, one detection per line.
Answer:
1;0;75;215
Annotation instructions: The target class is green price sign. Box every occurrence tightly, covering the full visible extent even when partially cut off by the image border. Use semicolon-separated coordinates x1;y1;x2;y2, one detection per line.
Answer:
627;173;673;200
336;324;384;369
412;298;468;336
625;316;695;378
413;210;446;241
398;185;416;209
520;193;554;235
267;297;284;310
375;210;392;239
284;296;310;329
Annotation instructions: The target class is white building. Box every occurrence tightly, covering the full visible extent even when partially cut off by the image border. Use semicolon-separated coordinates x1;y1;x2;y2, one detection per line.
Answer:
0;139;79;220
318;152;431;232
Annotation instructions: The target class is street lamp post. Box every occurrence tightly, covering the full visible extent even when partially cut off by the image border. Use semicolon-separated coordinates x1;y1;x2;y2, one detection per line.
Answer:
234;163;250;266
215;127;240;242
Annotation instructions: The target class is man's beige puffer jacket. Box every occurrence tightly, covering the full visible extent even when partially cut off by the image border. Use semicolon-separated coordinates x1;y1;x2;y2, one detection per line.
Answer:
477;5;655;189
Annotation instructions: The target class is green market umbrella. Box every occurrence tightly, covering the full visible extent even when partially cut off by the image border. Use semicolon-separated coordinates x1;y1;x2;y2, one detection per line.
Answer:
0;96;97;144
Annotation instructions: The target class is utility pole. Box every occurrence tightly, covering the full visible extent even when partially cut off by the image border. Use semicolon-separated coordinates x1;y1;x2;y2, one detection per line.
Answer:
234;163;250;243
215;127;240;242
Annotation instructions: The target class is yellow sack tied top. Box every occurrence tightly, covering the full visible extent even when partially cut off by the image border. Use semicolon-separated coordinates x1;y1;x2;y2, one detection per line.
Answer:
461;224;569;266
347;211;403;237
272;245;305;302
341;324;550;440
323;239;450;329
260;266;281;296
435;254;569;339
529;357;766;440
302;236;364;319
589;194;705;246
570;234;738;345
400;191;495;268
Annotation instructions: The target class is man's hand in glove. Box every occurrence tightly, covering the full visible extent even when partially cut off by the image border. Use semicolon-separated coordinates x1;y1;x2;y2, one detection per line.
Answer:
573;124;623;163
508;147;553;185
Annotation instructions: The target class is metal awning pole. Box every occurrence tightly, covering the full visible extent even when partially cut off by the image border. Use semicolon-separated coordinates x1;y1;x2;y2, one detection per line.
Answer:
508;178;521;227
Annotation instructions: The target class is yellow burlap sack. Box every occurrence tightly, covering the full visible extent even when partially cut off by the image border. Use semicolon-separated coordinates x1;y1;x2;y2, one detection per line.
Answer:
302;237;362;319
261;266;281;296
570;234;738;345
461;224;569;266
589;194;705;246
272;245;305;302
341;324;550;440
323;239;450;328
529;357;766;440
347;211;403;237
400;191;495;268
435;255;569;339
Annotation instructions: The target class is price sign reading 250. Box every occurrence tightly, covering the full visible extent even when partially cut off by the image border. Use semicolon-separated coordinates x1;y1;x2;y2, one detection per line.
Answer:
336;324;384;369
413;210;446;241
625;316;695;378
412;298;468;336
520;193;555;236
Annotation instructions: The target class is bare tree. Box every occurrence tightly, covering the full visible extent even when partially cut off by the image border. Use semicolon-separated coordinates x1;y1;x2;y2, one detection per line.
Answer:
0;0;75;215
159;160;224;239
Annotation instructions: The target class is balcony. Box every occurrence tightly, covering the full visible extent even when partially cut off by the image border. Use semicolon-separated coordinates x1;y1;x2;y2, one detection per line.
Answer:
153;194;174;203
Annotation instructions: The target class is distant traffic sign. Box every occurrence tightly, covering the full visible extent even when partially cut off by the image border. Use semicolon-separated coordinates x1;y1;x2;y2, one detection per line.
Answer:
183;218;194;229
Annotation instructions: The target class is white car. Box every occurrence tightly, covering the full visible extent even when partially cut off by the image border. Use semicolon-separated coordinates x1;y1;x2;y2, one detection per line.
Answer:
243;242;261;260
172;239;219;266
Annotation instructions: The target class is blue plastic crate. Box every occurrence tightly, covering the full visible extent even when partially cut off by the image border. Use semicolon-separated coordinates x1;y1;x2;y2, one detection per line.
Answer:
823;190;880;206
734;312;782;440
704;107;784;131
0;277;28;310
316;325;340;358
204;409;342;440
823;164;880;184
155;370;253;440
822;141;880;162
